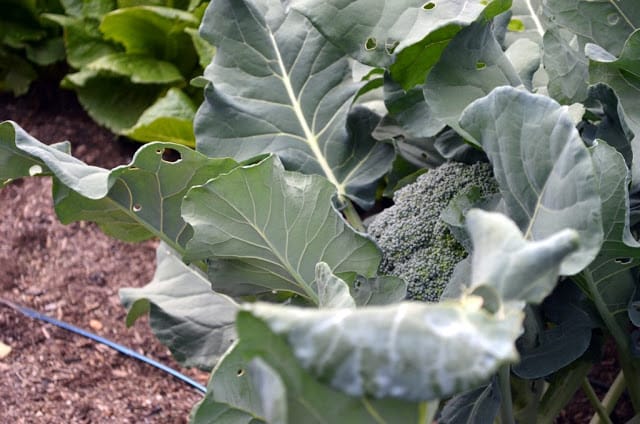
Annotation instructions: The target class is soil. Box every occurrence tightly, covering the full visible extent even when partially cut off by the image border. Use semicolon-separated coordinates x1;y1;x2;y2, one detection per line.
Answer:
0;82;635;423
0;82;207;423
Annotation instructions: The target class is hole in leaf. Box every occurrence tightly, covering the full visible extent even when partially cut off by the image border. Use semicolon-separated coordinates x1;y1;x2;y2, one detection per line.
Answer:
354;278;363;289
615;257;632;265
155;148;163;155
28;165;43;176
385;40;399;55
161;148;182;163
422;2;435;9
133;204;142;212
365;37;377;51
476;61;487;70
507;19;525;32
129;166;139;171
607;13;620;26
236;369;245;377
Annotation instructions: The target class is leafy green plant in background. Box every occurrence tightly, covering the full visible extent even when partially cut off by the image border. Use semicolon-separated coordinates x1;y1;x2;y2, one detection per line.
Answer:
3;0;640;423
1;0;214;146
43;0;214;146
0;0;66;95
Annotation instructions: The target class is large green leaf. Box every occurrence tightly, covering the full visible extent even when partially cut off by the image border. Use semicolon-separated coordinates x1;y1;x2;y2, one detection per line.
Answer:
290;0;510;88
542;0;639;57
62;71;164;133
43;14;120;68
0;121;237;248
542;29;588;104
86;53;184;84
586;31;640;185
100;6;198;56
123;87;196;146
576;142;640;321
466;209;580;304
182;155;381;302
0;121;70;187
244;299;523;401
120;243;237;369
192;313;431;423
423;21;521;141
438;380;500;424
503;0;545;47
54;143;237;248
459;87;603;275
194;0;394;207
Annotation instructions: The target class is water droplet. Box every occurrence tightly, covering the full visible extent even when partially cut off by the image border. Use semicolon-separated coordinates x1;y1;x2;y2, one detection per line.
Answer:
607;13;620;25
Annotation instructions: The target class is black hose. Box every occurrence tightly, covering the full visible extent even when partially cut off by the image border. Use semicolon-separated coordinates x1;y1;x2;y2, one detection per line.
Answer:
0;298;207;394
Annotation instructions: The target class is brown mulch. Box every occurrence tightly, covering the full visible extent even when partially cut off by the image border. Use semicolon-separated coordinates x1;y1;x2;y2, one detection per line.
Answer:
0;82;207;423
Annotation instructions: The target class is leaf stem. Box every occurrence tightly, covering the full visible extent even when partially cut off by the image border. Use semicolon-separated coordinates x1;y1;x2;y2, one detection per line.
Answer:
537;359;592;424
582;379;613;424
498;365;516;424
581;272;640;412
589;371;626;424
340;196;366;232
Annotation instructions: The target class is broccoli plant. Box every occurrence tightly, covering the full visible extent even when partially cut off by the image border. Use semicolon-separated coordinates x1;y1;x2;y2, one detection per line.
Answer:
3;0;640;423
368;161;498;302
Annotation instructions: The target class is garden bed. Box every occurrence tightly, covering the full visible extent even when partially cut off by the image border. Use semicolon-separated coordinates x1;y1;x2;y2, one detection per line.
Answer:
0;82;635;423
0;82;206;423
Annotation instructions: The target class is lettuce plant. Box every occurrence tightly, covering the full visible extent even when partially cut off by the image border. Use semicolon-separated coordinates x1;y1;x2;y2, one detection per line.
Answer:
43;0;214;146
0;0;66;95
3;0;640;422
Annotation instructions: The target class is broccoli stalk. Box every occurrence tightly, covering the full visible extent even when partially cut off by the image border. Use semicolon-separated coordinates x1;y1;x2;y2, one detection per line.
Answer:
367;161;498;302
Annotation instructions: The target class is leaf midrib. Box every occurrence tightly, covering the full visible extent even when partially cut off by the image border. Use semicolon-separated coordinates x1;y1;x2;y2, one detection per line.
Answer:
267;32;345;197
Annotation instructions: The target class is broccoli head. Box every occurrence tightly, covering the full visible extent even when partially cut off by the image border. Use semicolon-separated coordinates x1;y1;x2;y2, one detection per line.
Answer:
367;161;498;302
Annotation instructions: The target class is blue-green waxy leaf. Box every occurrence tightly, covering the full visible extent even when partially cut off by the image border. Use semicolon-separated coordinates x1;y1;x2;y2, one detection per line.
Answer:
542;0;639;58
247;359;287;424
543;29;588;104
314;262;357;309
195;0;393;207
586;31;640;185
460;87;603;275
290;0;510;88
438;379;500;424
574;142;640;332
244;299;523;401
0;121;237;247
466;210;580;304
423;22;521;140
182;155;381;302
192;314;424;424
120;243;237;369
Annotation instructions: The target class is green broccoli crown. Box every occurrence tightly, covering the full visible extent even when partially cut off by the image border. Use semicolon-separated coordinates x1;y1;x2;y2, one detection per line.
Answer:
367;161;498;302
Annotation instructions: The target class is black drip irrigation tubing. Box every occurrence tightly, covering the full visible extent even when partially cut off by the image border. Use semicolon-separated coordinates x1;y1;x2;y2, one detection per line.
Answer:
0;298;207;394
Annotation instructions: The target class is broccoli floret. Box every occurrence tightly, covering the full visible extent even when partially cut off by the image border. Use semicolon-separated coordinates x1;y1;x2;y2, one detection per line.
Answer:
367;161;498;302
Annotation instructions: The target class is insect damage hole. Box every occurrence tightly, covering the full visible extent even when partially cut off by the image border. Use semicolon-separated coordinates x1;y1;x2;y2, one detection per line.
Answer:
161;147;182;163
422;2;435;10
132;204;142;212
236;369;245;377
615;257;632;265
365;37;377;51
476;61;487;70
